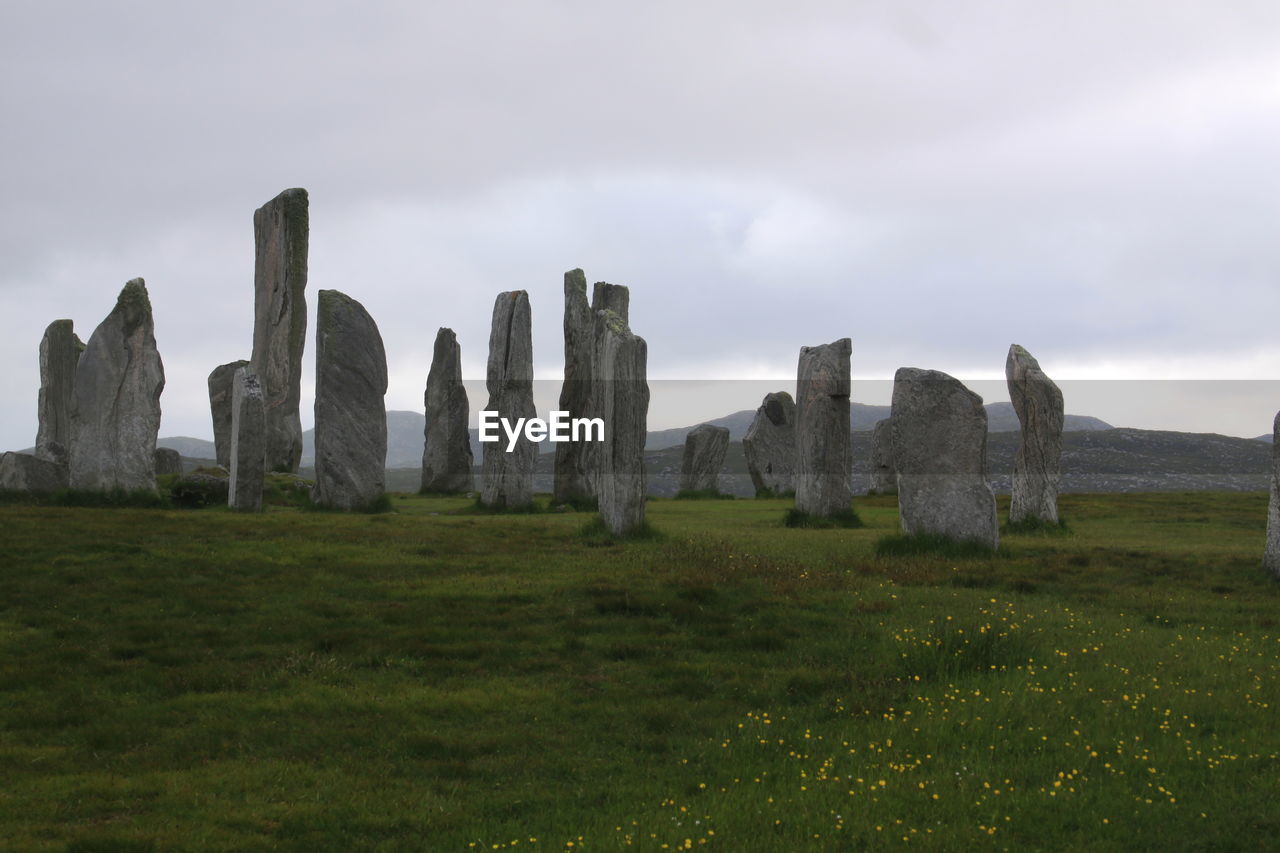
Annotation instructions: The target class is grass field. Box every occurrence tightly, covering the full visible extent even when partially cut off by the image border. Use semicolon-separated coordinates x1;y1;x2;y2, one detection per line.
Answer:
1;492;1278;851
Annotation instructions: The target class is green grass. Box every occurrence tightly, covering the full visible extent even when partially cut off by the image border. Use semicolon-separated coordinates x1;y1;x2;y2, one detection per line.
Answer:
784;506;865;529
673;488;737;500
875;532;999;559
1;491;1279;850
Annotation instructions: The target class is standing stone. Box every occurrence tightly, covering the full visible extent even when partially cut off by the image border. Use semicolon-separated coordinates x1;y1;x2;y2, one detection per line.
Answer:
154;448;183;476
0;452;69;492
69;279;165;492
1006;344;1064;524
680;424;730;493
891;367;998;549
592;306;649;535
208;360;250;468
229;367;266;512
592;281;629;320
743;391;797;496
1265;412;1280;578
35;320;84;467
480;290;537;509
250;188;308;474
553;269;595;504
312;290;388;510
794;338;852;517
421;327;473;494
868;418;897;496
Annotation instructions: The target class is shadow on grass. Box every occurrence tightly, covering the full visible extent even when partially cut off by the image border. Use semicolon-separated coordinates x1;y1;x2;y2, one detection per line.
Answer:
1003;516;1073;536
578;516;663;545
875;532;997;559
300;492;395;514
673;489;736;501
783;507;864;529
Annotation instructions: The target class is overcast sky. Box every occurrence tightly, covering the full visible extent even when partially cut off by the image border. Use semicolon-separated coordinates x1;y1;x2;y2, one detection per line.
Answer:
3;0;1279;451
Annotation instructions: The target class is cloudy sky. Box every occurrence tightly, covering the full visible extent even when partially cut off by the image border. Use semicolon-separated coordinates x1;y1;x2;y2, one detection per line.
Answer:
3;0;1279;451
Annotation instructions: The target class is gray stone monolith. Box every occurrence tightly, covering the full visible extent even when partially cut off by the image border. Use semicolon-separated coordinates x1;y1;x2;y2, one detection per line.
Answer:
421;327;473;494
480;290;537;509
680;423;730;493
250;188;308;473
1006;344;1064;524
0;452;68;492
553;269;594;504
35;320;84;467
68;279;165;492
592;307;649;535
743;391;796;497
891;367;998;549
869;418;897;495
1265;412;1280;578
312;290;387;510
794;338;852;517
229;367;265;512
154;448;183;476
208;360;250;468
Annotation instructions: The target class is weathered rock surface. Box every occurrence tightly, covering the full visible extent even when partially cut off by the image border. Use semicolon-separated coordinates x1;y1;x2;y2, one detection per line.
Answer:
421;327;473;494
592;281;629;321
312;290;388;510
891;367;998;549
0;452;68;492
794;338;853;516
592;306;649;535
154;447;183;476
480;290;537;509
1265;412;1280;578
680;423;731;493
869;418;896;495
1006;344;1064;524
554;269;595;503
208;359;250;468
69;279;165;492
229;367;265;511
250;188;308;473
35;319;84;466
743;391;796;496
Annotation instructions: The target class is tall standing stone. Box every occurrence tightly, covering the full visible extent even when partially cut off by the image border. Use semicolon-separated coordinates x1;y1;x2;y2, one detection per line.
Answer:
250;188;308;473
592;306;649;535
312;290;388;510
421;327;473;494
1265;412;1280;578
743;391;797;496
1006;344;1064;524
891;367;998;549
680;423;730;493
794;338;852;517
868;418;897;496
553;269;594;504
229;367;266;512
35;320;84;467
480;291;537;509
208;360;250;468
68;279;165;492
592;281;629;320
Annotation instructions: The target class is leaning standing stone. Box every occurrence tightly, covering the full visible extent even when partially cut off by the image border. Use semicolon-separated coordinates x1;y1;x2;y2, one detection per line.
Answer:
868;418;897;495
593;307;649;535
208;359;250;468
1006;344;1064;524
35;319;84;467
680;423;730;493
553;269;595;504
250;188;308;473
229;367;266;511
69;279;165;492
891;367;998;549
421;327;473;494
480;290;537;509
743;391;797;496
1265;412;1280;578
0;452;69;492
794;338;853;517
312;290;388;510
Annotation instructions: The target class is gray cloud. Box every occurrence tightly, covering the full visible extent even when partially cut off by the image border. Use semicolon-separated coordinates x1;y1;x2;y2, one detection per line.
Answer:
3;0;1279;451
